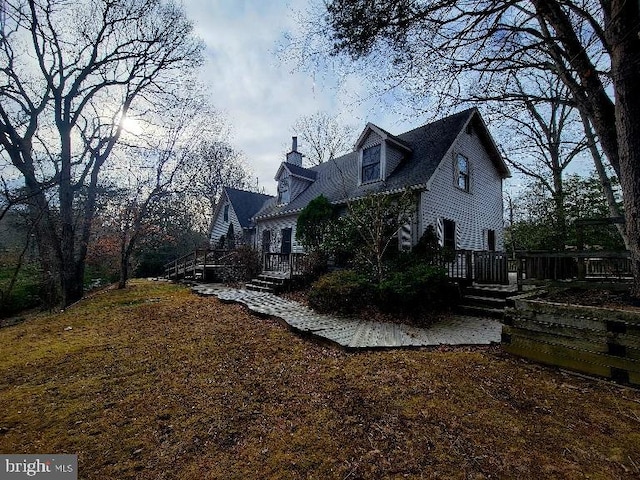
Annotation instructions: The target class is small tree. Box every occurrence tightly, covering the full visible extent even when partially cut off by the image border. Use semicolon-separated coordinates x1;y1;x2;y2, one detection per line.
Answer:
296;195;336;253
341;190;415;282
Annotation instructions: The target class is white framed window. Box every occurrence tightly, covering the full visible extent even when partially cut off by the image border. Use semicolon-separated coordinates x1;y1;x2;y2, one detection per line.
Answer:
455;154;470;192
223;204;229;222
361;145;381;183
278;178;290;204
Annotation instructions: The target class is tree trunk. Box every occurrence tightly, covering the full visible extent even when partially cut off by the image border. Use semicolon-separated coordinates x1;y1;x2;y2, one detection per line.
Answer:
551;167;566;250
581;111;630;249
118;253;129;289
610;0;640;297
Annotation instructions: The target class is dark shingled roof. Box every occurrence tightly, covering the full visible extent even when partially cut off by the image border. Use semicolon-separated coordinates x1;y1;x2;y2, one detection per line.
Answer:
225;187;274;228
282;162;317;181
254;108;508;220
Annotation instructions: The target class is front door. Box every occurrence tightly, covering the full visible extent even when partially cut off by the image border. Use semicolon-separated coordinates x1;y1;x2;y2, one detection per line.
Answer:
262;229;271;253
487;229;496;251
281;228;292;255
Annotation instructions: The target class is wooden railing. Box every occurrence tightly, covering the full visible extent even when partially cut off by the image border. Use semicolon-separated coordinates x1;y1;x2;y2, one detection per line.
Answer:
263;252;309;278
164;249;230;281
434;250;509;285
515;250;632;290
435;250;472;283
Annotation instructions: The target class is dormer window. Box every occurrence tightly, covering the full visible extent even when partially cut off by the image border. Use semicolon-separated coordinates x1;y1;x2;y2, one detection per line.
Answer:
456;154;470;192
278;178;290;204
362;144;381;183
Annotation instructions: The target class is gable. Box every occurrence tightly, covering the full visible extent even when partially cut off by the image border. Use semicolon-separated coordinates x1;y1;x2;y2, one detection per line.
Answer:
254;108;508;221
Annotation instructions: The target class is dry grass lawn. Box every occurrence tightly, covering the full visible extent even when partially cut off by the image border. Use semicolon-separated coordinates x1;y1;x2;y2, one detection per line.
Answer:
1;279;640;479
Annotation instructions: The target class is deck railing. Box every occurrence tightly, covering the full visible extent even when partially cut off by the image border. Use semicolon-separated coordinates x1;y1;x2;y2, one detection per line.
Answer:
164;249;230;280
433;250;509;285
263;252;309;277
515;250;632;290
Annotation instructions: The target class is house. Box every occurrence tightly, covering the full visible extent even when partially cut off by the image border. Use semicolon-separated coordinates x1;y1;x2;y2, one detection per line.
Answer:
251;107;510;255
209;187;274;248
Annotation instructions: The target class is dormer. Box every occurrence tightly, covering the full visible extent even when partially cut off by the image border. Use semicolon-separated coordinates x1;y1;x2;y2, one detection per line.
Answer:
355;123;412;185
275;137;317;205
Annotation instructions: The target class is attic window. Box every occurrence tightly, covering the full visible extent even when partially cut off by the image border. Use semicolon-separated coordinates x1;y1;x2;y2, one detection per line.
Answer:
456;154;470;192
278;178;290;204
223;204;229;222
465;123;473;135
362;144;381;183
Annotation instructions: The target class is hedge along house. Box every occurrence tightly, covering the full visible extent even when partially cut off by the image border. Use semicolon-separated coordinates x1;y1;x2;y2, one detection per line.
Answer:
209;187;274;249
252;107;510;256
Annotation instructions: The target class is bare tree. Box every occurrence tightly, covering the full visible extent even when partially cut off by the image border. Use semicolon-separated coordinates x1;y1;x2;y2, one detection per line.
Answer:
0;0;202;306
182;140;253;235
292;111;355;166
495;76;588;249
298;0;640;296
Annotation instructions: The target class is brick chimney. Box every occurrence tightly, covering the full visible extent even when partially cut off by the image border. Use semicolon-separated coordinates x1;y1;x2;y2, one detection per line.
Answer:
286;136;303;166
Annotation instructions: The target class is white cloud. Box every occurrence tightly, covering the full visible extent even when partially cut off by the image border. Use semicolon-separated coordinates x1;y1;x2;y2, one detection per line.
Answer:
182;0;429;195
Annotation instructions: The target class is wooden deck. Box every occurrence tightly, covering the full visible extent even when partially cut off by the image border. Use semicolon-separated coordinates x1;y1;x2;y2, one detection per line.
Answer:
192;284;502;349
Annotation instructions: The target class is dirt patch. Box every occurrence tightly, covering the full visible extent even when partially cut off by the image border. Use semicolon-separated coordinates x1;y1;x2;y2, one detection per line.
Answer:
535;286;640;312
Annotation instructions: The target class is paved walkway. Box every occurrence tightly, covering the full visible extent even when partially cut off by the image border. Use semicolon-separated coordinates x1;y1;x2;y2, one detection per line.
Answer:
192;284;502;349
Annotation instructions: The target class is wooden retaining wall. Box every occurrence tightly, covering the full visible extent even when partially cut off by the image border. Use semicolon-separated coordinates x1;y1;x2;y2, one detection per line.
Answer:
503;297;640;386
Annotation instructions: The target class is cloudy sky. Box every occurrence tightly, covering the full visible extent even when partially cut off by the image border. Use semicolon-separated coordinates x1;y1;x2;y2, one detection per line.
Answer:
183;0;425;195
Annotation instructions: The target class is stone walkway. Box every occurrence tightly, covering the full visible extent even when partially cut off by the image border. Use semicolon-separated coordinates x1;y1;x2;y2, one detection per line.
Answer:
192;284;502;349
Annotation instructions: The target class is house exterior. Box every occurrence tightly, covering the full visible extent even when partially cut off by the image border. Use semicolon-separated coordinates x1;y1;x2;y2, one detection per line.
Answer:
252;108;510;255
209;187;274;248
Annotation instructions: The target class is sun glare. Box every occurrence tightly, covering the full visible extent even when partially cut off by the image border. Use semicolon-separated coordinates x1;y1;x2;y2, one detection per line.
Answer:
120;115;143;135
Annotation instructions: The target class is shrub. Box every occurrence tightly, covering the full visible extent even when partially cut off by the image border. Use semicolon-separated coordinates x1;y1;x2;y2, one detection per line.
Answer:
308;270;375;315
377;263;458;314
219;245;262;284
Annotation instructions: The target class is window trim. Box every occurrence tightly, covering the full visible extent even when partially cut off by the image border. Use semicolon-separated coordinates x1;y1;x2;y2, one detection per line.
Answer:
278;178;290;205
443;219;456;250
361;144;382;184
223;204;229;222
455;153;470;192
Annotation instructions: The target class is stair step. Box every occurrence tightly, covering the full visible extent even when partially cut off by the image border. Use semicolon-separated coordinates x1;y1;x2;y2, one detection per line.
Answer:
246;284;274;293
464;286;518;299
258;275;286;284
457;305;505;319
462;295;506;308
251;279;281;288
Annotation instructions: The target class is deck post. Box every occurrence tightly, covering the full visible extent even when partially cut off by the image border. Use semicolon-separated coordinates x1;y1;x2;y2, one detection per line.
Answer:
203;249;208;282
516;255;523;292
193;250;197;279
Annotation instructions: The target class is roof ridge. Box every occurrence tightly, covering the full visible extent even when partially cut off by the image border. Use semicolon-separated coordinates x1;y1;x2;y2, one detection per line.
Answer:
396;107;477;139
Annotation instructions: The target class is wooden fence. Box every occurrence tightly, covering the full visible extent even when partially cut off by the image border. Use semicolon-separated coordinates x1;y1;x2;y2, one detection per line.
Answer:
164;249;231;281
165;248;511;284
503;296;640;386
435;250;509;285
515;251;632;290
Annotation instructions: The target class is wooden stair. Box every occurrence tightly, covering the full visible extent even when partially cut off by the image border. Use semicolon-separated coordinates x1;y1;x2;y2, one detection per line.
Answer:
458;284;520;319
245;272;290;294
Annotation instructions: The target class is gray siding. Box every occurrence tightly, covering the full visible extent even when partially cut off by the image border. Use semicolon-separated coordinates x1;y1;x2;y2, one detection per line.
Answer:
361;130;382;149
385;143;404;178
209;195;242;247
256;215;302;253
420;127;504;250
290;176;313;202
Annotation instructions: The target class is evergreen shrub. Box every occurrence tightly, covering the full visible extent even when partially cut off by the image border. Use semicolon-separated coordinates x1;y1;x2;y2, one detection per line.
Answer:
307;269;374;314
